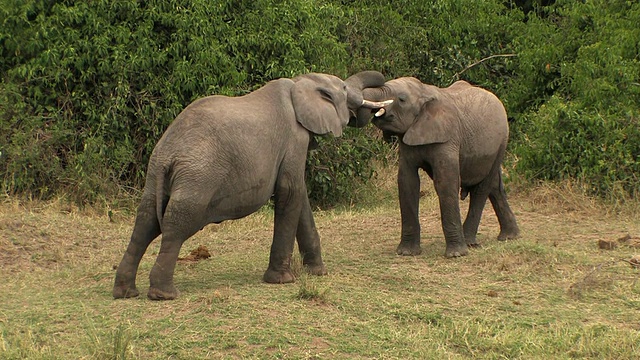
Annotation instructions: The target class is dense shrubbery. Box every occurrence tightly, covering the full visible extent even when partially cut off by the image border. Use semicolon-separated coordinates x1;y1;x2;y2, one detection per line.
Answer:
507;0;640;198
1;0;638;205
306;127;391;208
337;0;524;87
0;0;350;204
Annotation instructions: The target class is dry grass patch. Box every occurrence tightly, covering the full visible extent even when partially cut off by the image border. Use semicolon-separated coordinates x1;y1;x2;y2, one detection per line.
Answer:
1;176;639;358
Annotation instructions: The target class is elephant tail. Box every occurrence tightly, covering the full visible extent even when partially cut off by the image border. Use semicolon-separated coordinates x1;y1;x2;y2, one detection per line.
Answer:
155;165;170;232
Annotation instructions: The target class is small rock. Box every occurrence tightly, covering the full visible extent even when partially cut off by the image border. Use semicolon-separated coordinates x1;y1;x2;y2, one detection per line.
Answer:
629;255;640;269
617;234;640;248
617;234;632;243
597;239;617;250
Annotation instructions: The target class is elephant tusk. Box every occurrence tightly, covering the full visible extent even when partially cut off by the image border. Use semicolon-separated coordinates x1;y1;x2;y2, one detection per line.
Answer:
361;99;393;108
374;108;386;117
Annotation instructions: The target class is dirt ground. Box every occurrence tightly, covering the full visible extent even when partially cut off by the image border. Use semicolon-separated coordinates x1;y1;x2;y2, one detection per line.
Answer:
1;180;639;275
1;179;639;358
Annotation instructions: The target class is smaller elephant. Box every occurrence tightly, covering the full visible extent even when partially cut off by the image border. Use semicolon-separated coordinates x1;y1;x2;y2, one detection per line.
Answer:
356;77;520;258
113;72;389;300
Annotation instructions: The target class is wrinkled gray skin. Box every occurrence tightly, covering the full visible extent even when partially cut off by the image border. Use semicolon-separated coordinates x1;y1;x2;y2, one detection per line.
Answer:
113;72;386;300
356;77;520;258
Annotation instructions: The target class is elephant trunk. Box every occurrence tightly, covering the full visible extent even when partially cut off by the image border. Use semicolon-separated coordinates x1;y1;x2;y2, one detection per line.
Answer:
345;71;391;127
352;87;390;128
345;71;385;108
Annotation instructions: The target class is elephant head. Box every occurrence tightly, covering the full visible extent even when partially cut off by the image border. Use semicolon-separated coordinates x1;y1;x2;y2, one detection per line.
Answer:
291;73;350;137
291;72;394;137
356;77;456;145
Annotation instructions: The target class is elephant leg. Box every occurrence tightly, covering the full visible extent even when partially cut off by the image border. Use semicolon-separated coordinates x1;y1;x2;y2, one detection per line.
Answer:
489;173;520;241
295;193;327;276
263;176;303;284
396;160;422;256
147;234;186;300
433;163;467;258
147;198;204;300
113;196;160;299
462;187;490;247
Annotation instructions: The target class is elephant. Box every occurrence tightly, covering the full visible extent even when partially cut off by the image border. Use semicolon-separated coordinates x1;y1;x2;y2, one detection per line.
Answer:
113;71;390;300
353;77;520;258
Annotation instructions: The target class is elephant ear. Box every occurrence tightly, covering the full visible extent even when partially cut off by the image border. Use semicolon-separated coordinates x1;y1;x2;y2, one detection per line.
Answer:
291;74;349;137
402;96;456;146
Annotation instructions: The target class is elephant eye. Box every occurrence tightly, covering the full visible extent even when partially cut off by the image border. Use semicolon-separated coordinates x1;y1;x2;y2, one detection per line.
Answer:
319;88;334;102
398;94;408;103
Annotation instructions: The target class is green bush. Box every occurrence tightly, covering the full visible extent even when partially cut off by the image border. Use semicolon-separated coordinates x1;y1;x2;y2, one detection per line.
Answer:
1;0;639;205
514;97;639;196
306;128;392;208
337;0;524;88
0;0;353;204
508;0;640;198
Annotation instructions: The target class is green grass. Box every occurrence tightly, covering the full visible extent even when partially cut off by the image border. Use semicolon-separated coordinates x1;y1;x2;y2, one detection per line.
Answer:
1;176;640;359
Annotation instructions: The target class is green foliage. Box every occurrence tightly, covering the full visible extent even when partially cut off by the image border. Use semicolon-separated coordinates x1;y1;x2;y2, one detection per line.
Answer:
306;128;391;208
0;0;348;203
337;0;524;87
1;0;639;204
508;0;640;198
514;97;639;196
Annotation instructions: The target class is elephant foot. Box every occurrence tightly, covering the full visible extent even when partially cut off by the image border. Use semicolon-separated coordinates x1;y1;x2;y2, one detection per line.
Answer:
445;243;469;258
396;241;422;256
263;268;296;284
113;285;140;299
497;227;520;241
147;285;179;301
465;236;481;248
305;263;328;276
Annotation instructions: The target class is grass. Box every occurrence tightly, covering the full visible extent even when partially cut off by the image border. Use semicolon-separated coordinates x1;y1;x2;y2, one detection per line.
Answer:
1;169;640;359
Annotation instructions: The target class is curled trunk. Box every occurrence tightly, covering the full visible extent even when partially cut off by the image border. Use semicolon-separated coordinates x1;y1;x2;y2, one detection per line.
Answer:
345;71;385;107
344;71;386;127
352;87;389;128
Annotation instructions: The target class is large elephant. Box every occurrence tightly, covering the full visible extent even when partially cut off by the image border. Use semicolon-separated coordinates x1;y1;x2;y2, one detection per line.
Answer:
354;77;520;258
113;72;389;300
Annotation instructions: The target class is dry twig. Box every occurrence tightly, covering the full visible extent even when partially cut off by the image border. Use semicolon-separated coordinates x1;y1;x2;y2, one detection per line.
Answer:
453;53;518;82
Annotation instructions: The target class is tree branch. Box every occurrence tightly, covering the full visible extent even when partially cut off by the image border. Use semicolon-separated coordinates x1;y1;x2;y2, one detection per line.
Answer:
453;53;517;82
